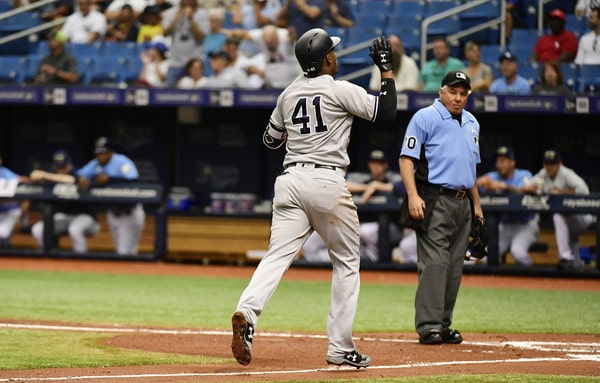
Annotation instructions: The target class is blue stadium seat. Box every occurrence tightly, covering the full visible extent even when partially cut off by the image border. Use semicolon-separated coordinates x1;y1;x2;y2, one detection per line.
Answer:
102;41;141;58
576;65;600;94
67;42;104;61
519;62;540;84
354;12;387;32
561;63;577;90
393;0;426;15
461;0;501;18
0;11;41;32
353;0;392;16
344;25;383;46
23;55;41;83
479;44;503;64
85;56;127;85
565;14;587;38
508;29;540;49
122;56;143;83
386;15;422;51
0;56;26;84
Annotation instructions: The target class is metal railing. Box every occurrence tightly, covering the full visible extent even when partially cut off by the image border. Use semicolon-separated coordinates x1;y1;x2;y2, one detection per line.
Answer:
0;0;65;47
420;0;507;69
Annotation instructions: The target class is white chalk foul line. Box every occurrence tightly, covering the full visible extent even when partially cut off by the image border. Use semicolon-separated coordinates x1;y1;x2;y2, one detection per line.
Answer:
1;322;599;381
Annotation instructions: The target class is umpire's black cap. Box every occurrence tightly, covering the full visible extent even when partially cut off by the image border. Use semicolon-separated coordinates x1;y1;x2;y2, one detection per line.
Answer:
441;71;471;90
94;137;113;154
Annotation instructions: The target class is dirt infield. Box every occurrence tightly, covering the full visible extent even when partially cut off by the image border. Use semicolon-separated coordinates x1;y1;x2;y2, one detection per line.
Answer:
0;257;599;382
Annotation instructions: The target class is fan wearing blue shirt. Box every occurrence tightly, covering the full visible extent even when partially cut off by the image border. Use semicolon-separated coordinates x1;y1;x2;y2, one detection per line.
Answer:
476;146;539;266
77;137;145;255
490;51;531;94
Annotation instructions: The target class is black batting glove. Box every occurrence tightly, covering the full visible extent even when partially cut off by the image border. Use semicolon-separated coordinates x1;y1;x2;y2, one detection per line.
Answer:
369;36;393;72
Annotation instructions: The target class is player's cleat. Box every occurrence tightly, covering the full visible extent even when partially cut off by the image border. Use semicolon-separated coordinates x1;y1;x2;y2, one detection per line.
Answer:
441;328;463;344
418;329;443;345
326;350;370;368
231;311;254;366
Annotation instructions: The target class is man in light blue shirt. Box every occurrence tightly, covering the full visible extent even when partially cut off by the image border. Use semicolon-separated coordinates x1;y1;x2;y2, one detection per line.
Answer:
490;51;531;94
77;137;145;255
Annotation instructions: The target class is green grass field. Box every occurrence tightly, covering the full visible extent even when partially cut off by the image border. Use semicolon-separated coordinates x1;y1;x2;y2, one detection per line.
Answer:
0;267;598;382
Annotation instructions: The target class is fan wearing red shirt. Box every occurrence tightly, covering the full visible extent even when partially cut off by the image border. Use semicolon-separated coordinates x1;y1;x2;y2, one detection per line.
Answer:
532;8;578;63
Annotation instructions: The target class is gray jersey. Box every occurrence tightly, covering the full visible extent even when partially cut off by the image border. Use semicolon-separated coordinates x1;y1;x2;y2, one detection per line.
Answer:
533;165;590;194
269;74;379;169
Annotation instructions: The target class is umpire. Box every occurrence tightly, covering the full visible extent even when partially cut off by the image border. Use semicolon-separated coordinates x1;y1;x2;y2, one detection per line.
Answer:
399;71;484;345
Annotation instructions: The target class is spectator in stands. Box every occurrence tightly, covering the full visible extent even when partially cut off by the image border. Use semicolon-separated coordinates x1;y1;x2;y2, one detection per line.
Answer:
0;151;27;248
574;6;600;64
418;36;464;93
223;37;266;88
463;40;493;93
135;41;169;87
39;0;75;25
231;0;281;29
276;0;327;37
29;150;100;254
525;149;593;270
104;0;150;21
201;50;247;88
77;137;145;255
204;7;228;55
137;5;165;44
505;0;528;45
532;8;579;63
105;4;140;42
489;51;531;94
226;24;301;88
368;34;420;93
33;31;81;85
162;0;210;87
476;146;539;266
61;0;107;43
302;150;408;263
324;0;354;28
531;61;572;95
575;0;594;17
176;57;207;88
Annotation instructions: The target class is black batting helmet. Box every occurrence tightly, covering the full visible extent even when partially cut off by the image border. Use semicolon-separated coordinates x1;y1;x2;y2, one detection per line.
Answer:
295;28;341;74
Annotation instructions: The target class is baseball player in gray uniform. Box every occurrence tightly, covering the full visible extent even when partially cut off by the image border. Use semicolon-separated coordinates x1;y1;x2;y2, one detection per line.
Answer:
231;28;397;368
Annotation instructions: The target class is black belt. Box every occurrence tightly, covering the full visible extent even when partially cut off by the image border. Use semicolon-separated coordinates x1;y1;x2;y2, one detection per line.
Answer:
286;162;337;171
439;187;469;199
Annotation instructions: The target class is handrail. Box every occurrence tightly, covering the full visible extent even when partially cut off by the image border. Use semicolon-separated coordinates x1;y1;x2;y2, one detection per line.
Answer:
420;0;507;69
0;0;58;21
0;18;65;46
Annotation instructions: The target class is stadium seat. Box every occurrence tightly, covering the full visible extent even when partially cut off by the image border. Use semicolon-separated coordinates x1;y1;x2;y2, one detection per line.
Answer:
102;41;141;58
565;14;587;38
0;11;41;32
519;62;540;85
23;55;41;83
85;56;127;85
0;56;25;84
461;0;501;18
479;44;502;64
576;64;600;94
67;42;103;61
393;0;426;16
353;0;391;17
386;15;422;51
561;63;577;90
344;25;383;46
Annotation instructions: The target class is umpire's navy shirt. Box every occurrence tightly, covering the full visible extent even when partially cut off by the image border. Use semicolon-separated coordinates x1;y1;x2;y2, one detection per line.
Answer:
401;99;481;190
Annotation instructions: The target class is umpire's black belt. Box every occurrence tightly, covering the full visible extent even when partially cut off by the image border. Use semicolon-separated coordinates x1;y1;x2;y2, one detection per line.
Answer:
286;162;337;171
439;187;469;200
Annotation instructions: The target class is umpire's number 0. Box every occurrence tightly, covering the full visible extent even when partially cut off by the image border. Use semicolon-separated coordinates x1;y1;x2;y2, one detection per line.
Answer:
292;96;327;135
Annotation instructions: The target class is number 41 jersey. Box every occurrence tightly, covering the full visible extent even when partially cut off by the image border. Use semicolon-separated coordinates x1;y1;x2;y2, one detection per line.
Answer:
269;74;380;169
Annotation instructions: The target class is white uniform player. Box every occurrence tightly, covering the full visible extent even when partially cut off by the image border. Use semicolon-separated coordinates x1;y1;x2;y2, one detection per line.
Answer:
231;29;397;368
529;149;593;270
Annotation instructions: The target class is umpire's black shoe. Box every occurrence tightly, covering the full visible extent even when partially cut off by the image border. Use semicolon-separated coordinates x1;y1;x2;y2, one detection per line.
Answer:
418;329;443;345
557;258;574;270
441;328;463;344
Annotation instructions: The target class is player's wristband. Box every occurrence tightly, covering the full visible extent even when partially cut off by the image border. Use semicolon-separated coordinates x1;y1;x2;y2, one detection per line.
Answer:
375;78;397;122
